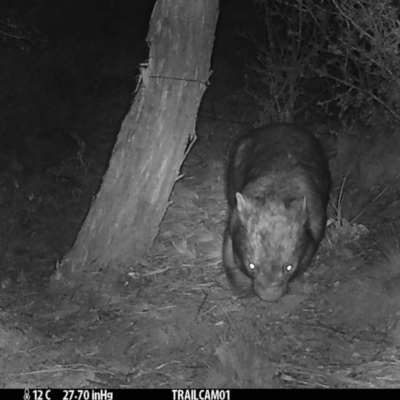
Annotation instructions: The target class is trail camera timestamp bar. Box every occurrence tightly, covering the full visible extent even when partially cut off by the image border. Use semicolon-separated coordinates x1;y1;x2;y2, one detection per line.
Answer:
29;390;112;400
20;389;232;400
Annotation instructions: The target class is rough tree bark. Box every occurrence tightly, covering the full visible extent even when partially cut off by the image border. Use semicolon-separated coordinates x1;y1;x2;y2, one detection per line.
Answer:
50;0;219;299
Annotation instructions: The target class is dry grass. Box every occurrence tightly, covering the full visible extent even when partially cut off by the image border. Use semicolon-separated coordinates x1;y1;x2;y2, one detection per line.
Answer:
205;336;276;388
0;322;29;354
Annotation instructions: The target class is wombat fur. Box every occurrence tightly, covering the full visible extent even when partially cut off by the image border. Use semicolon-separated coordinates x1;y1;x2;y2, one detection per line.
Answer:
223;123;331;302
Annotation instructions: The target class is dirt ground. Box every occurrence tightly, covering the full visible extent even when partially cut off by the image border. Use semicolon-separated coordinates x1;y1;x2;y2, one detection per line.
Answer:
1;0;400;389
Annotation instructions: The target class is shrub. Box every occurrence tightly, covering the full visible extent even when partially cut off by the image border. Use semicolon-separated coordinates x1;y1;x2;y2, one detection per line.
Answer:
250;0;400;125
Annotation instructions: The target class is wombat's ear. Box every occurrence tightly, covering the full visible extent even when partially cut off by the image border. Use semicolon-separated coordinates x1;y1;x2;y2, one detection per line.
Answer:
236;192;255;215
289;197;307;215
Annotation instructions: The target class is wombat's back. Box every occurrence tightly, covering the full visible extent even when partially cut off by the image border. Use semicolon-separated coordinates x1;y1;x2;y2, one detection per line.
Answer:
226;123;331;210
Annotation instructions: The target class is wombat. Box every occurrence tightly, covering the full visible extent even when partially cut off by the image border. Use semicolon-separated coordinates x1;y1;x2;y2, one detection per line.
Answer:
223;123;331;302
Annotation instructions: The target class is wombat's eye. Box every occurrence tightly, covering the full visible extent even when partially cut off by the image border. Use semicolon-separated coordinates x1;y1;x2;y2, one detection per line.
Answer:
284;264;294;274
248;262;256;271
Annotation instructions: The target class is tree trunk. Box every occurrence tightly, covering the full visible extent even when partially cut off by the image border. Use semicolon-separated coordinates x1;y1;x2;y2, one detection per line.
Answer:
50;0;219;299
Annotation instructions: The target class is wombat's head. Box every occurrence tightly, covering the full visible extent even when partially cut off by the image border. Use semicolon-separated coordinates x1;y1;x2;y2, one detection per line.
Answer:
232;192;309;302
